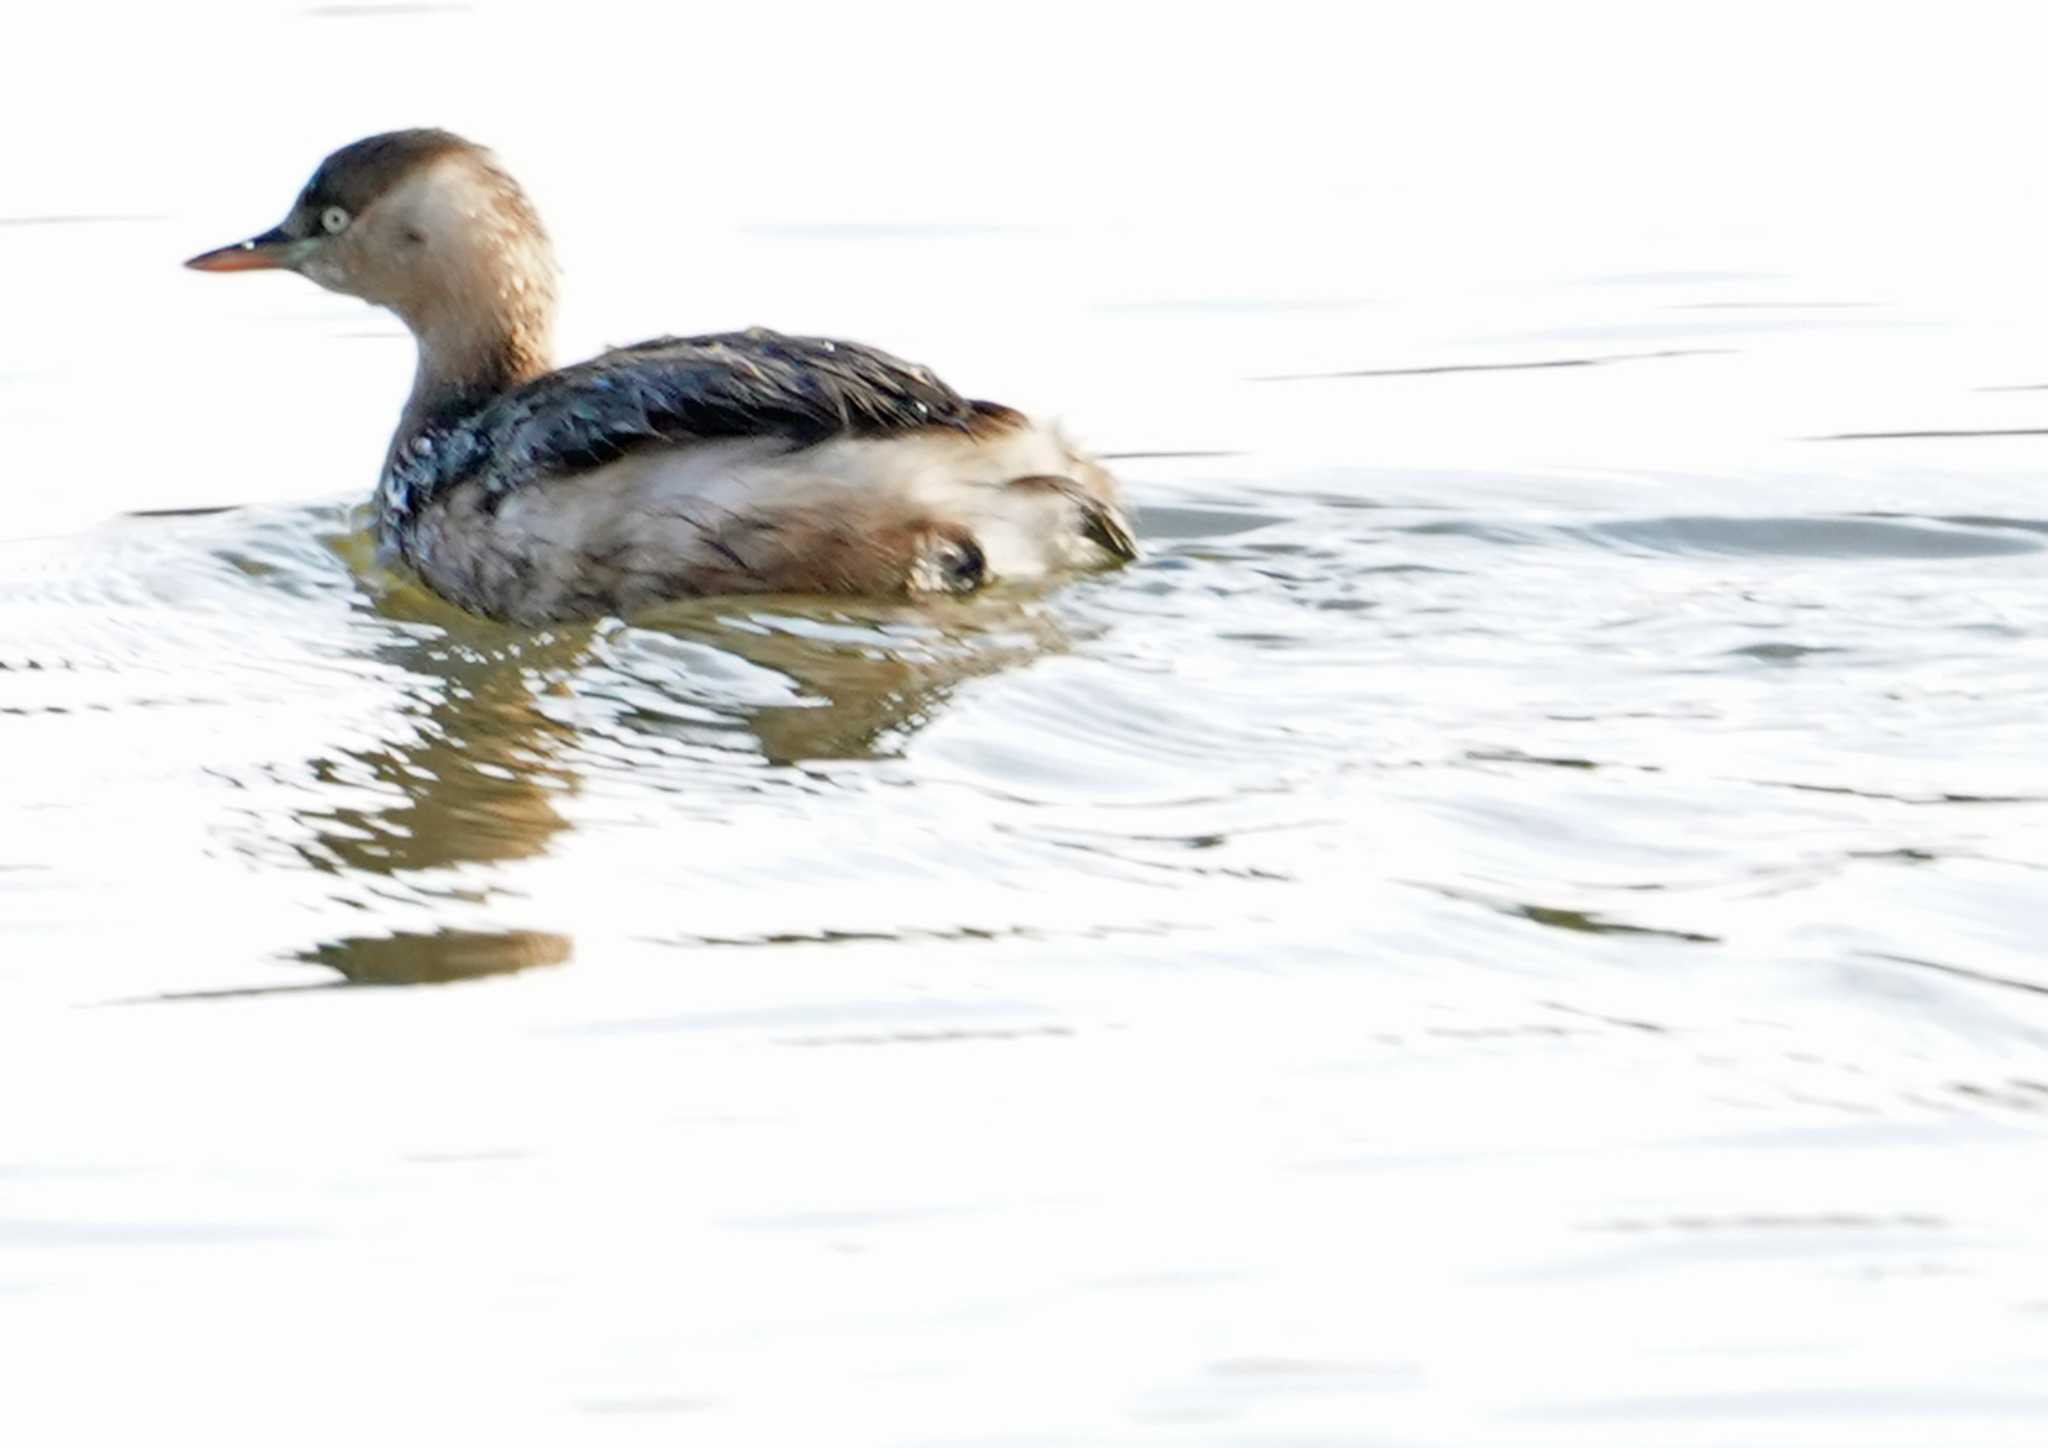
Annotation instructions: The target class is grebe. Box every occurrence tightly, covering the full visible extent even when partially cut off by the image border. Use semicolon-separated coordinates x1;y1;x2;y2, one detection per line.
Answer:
186;129;1134;624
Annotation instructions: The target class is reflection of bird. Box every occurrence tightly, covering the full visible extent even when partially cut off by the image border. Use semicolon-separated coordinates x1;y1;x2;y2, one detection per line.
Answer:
187;129;1136;624
295;624;587;878
278;622;587;988
280;582;1067;982
297;928;573;988
632;596;1076;765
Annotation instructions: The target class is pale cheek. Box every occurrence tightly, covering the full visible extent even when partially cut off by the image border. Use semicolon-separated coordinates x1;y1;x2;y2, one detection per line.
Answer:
299;251;352;294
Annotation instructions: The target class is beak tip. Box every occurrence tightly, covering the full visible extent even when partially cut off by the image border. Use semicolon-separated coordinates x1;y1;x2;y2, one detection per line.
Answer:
185;231;292;274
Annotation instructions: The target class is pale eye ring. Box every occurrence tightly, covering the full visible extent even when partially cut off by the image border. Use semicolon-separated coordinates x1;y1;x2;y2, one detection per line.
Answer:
320;205;350;235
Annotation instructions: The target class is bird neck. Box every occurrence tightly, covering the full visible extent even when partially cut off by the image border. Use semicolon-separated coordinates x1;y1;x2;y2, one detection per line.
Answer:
396;309;553;444
385;219;559;465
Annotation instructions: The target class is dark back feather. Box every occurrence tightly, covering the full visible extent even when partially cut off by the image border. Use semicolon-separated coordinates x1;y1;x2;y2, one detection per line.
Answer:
380;328;1019;532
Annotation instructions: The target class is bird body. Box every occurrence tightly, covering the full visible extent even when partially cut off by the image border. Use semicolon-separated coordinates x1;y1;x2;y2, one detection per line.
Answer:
188;130;1133;623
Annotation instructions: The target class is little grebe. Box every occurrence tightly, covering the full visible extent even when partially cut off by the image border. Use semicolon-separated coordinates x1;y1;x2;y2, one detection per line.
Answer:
187;129;1134;623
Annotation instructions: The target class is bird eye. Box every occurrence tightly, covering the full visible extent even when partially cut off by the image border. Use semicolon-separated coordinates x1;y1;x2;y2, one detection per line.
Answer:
321;206;351;235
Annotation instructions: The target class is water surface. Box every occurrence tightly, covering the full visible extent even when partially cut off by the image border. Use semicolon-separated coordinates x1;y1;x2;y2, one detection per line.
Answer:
4;4;2048;1443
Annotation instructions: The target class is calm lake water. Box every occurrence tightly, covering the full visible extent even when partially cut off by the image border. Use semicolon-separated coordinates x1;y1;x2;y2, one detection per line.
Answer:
5;3;2048;1443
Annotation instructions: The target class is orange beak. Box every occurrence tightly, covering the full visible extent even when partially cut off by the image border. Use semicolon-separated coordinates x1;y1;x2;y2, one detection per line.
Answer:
184;225;297;273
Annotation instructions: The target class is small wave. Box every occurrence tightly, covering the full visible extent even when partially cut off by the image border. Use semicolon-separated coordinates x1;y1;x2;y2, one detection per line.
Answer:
1574;514;2042;560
